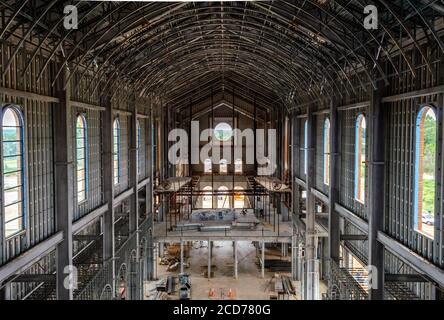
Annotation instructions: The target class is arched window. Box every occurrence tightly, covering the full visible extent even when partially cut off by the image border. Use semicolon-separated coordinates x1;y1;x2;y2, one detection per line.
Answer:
234;186;245;208
2;106;25;238
324;118;331;185
137;120;141;175
204;158;212;173
304;120;308;175
354;114;366;203
113;118;120;185
414;107;436;239
218;186;230;208
76;115;88;203
235;159;242;174
220;159;228;174
202;186;213;208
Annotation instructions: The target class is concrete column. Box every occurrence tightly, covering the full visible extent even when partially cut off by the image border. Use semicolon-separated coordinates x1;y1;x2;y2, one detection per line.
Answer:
180;240;184;274
234;241;238;279
55;66;73;300
367;82;385;299
102;94;116;297
305;106;319;300
208;239;212;279
261;241;265;278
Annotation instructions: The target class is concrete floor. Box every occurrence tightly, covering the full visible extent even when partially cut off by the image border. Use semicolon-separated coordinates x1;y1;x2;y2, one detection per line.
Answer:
152;241;299;300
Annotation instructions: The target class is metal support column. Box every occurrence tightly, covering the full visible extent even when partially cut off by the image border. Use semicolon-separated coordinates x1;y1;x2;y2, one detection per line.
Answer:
368;82;385;299
153;242;158;280
208;239;212;279
102;94;116;298
129;95;140;299
305;106;319;300
3;282;11;300
234;241;238;279
146;103;154;280
328;98;340;294
159;242;164;257
180;240;184;274
55;66;74;300
261;241;265;278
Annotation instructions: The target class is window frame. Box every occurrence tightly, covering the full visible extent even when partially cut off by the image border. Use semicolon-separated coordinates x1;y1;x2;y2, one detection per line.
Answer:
202;186;213;208
234;186;245;208
219;158;228;174
137;120;141;176
204;158;212;174
413;105;437;239
234;158;242;174
1;105;26;239
113;118;121;185
217;185;230;208
323;118;331;186
214;122;233;142
304;119;308;175
354;113;366;204
75;114;88;204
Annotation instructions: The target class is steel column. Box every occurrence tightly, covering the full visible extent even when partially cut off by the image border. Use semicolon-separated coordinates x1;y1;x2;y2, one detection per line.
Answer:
180;240;184;274
55;66;74;300
101;94;116;298
234;241;238;279
328;98;341;295
208;239;212;279
261;241;265;278
305;106;319;299
129;95;140;299
367;83;385;299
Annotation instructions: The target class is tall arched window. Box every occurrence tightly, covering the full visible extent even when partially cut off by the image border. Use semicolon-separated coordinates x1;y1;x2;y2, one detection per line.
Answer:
2;106;25;238
113;118;120;185
304;120;308;175
137;120;141;175
234;186;245;208
202;186;213;208
204;158;212;173
324;118;331;185
414;107;436;239
218;186;230;208
76;115;88;203
220;159;228;174
234;158;242;174
354;114;366;203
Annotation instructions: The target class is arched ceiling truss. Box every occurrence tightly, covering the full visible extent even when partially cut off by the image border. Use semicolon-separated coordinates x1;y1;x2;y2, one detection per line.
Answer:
1;0;443;110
